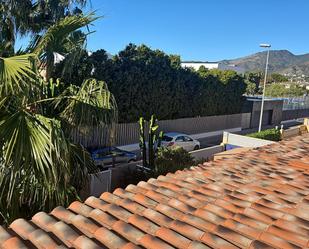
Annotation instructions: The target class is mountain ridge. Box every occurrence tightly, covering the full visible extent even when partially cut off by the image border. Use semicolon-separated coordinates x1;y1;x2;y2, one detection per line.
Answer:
220;50;309;75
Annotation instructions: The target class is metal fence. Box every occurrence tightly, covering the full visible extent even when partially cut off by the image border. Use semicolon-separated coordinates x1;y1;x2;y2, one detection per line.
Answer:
246;95;309;111
282;96;309;110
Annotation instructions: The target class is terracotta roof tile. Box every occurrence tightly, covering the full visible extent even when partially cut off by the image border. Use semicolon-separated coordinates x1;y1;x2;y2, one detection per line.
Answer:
139;234;174;249
223;219;262;240
72;235;102;249
88;208;117;229
267;225;309;247
2;237;28;249
31;212;58;232
180;214;216;232
188;241;212;249
142;208;173;227
155;227;191;248
201;232;240;249
0;226;13;245
84;196;109;211
170;220;205;241
259;232;302;249
94;226;128;248
112;220;145;244
128;214;160;235
51;221;80;247
3;134;309;248
214;225;253;248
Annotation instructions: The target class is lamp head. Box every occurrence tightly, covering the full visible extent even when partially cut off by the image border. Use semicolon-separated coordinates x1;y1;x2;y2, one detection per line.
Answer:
260;43;271;48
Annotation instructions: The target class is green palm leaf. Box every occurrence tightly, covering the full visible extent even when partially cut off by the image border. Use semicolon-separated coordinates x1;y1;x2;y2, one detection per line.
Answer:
0;108;96;223
55;78;118;147
32;13;98;80
0;53;37;95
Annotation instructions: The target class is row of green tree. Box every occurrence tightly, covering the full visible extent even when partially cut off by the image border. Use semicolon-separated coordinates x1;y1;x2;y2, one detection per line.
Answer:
53;44;247;123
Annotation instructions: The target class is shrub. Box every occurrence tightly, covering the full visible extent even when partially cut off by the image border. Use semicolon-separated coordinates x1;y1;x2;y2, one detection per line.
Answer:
247;128;281;141
154;147;194;177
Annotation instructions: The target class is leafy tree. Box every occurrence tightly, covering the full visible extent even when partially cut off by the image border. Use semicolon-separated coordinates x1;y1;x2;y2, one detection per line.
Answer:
265;83;307;97
270;73;289;83
244;72;262;95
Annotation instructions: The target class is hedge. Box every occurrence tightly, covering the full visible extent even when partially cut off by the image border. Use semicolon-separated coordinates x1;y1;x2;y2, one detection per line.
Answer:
247;128;281;141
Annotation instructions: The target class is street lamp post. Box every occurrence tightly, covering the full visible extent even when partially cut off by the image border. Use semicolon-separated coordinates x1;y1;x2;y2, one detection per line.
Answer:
258;43;271;132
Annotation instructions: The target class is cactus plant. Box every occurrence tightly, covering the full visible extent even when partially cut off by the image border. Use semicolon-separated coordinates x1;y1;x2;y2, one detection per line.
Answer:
138;115;163;170
139;117;147;167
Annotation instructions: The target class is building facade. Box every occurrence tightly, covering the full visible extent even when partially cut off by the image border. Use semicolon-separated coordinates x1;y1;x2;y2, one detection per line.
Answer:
181;61;245;74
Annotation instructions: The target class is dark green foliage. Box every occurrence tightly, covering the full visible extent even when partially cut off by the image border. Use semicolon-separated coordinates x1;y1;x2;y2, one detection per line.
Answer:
247;128;281;141
244;72;262;95
52;44;247;123
154;147;194;177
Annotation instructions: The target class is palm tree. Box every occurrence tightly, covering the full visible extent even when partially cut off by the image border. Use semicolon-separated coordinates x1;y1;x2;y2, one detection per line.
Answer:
32;13;98;80
0;0;88;56
0;14;117;225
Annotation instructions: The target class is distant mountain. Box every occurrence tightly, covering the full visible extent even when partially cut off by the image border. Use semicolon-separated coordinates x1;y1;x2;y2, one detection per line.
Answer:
221;50;309;76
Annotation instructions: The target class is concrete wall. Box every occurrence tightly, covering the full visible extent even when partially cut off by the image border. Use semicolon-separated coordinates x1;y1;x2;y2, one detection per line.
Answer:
249;99;283;128
189;145;224;161
80;170;112;200
222;132;275;148
282;109;309;121
241;113;251;129
280;124;308;140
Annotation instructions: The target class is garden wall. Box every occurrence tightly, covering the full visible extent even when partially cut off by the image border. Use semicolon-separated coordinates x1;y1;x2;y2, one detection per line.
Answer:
115;113;250;146
282;109;309;121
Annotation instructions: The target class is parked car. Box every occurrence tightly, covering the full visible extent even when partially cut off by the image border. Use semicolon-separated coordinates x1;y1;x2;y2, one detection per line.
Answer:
160;132;200;151
89;147;137;168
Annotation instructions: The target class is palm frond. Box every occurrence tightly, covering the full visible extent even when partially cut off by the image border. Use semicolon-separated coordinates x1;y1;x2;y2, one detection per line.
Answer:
0;53;37;95
33;13;97;55
0;108;96;223
32;13;98;80
54;78;118;147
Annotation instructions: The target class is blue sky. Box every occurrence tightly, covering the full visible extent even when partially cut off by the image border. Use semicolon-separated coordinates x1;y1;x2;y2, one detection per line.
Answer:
17;0;309;61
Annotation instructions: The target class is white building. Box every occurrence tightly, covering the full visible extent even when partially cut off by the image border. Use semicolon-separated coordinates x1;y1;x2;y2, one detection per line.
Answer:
181;61;245;74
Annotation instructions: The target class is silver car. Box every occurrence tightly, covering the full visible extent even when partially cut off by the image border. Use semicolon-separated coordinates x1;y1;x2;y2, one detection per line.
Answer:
160;132;200;151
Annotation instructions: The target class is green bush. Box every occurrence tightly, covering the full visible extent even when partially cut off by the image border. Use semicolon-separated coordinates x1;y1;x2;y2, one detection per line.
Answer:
247;128;281;141
154;147;194;177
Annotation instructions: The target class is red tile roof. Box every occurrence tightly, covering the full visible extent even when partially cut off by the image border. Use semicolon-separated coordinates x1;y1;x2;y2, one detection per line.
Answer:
1;134;309;249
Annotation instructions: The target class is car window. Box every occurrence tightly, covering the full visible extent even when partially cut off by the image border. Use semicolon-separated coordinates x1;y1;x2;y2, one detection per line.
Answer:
184;136;193;142
162;135;173;142
175;136;185;142
111;147;122;152
95;149;112;157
